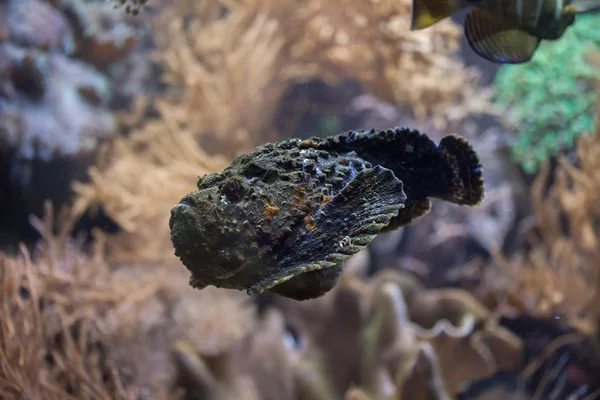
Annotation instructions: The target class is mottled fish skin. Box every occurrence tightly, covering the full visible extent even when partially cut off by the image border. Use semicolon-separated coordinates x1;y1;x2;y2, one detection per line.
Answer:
169;127;485;301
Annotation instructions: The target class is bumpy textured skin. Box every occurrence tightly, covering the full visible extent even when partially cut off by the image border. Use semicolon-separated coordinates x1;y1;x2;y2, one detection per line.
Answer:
170;128;485;300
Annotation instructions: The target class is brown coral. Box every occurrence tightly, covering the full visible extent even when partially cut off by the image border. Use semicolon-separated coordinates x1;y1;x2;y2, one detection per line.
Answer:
0;203;260;399
0;204;139;399
146;0;489;143
72;121;229;263
270;255;522;398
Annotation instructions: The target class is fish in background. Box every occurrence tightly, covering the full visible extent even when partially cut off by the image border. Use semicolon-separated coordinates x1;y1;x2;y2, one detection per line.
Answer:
410;0;600;64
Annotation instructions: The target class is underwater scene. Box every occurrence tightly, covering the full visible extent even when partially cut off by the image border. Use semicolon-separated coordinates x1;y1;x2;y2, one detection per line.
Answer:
1;0;600;398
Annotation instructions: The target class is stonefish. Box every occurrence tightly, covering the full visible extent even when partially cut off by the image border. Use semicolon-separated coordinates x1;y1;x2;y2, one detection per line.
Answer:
169;128;485;300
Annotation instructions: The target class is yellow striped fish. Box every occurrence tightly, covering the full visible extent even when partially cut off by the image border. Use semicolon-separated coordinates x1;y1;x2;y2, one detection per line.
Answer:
410;0;600;63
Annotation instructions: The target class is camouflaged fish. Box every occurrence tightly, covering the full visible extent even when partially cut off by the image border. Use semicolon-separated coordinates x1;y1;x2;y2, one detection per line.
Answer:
411;0;600;63
169;128;485;301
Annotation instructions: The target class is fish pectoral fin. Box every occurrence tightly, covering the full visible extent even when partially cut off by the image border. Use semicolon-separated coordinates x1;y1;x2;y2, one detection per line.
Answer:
382;199;432;232
248;165;407;300
563;0;600;14
411;0;462;30
464;9;540;64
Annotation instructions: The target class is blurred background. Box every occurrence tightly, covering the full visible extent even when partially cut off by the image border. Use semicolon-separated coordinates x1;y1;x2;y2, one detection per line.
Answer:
1;0;600;398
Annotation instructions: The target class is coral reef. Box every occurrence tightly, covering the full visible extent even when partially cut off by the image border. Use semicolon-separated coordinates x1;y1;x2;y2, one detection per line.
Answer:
477;81;600;396
0;216;524;399
485;93;600;328
3;1;600;399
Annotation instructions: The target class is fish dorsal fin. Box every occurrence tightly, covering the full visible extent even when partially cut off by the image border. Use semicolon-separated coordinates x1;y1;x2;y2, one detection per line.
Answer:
411;0;463;30
464;9;541;64
563;0;600;14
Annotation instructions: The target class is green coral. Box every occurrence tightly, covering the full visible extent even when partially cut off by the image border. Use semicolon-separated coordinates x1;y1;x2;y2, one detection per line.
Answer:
492;13;600;174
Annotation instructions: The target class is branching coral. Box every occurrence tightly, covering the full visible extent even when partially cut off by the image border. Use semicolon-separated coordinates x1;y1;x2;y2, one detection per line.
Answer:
71;118;229;262
0;203;145;399
146;0;489;137
0;202;258;399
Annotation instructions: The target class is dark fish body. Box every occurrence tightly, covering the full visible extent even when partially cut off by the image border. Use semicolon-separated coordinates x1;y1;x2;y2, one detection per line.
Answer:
475;0;575;39
169;128;484;301
411;0;600;63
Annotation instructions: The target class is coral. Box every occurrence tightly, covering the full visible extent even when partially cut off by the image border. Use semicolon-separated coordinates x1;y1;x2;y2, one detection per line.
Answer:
171;287;256;356
71;121;229;263
480;79;600;370
467;75;600;399
485;87;600;328
0;43;115;163
0;204;155;399
164;252;523;399
0;202;259;399
62;0;142;69
0;0;154;245
492;13;600;173
125;0;490;150
0;0;149;165
364;270;522;395
6;0;75;52
271;258;522;398
172;307;337;400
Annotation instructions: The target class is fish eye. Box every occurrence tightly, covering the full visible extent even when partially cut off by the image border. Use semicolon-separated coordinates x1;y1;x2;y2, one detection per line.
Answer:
220;178;245;202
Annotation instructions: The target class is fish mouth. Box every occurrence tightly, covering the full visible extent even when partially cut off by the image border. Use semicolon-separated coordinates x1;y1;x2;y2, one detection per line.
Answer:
169;200;243;287
170;193;202;231
169;202;193;229
169;202;204;258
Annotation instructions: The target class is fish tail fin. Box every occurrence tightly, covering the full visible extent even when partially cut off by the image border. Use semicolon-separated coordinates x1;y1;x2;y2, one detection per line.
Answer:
437;134;485;206
411;0;465;30
464;9;540;64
